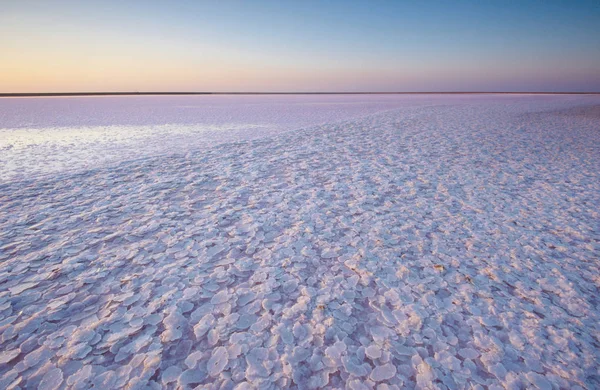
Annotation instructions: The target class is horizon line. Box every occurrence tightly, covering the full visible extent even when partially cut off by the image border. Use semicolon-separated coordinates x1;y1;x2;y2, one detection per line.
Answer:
1;91;600;98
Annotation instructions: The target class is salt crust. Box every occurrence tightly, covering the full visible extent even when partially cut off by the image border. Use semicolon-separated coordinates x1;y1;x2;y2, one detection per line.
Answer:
1;96;599;388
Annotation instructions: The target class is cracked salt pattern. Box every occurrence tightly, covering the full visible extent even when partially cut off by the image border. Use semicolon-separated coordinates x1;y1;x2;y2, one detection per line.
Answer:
1;95;599;389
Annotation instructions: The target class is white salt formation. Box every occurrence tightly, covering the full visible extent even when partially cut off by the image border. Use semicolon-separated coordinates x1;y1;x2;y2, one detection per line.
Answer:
0;96;599;389
0;94;445;183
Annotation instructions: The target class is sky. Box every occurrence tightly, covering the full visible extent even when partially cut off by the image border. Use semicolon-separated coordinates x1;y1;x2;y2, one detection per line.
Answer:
1;0;600;93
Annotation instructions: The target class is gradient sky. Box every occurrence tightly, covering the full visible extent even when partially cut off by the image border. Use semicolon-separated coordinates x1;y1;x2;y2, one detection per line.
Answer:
1;0;600;92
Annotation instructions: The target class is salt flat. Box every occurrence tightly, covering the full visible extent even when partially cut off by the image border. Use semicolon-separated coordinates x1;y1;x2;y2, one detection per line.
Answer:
0;94;449;182
0;95;599;389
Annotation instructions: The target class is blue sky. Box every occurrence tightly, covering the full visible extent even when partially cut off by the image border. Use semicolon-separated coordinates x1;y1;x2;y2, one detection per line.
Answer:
1;0;599;92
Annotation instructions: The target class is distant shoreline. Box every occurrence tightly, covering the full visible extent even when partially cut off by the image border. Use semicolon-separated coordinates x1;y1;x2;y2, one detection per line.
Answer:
1;91;599;97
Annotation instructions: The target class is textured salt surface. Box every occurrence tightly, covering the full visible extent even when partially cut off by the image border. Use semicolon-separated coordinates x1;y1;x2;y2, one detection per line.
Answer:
1;94;589;183
1;96;599;389
0;94;455;182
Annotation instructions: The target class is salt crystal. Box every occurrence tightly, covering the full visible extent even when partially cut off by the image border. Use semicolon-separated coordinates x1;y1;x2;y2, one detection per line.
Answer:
208;347;229;377
0;349;20;364
342;356;370;377
9;282;38;295
458;348;480;359
207;329;220;346
161;366;182;384
236;314;257;330
366;344;382;359
211;290;229;304
370;363;397;381
416;361;434;387
283;280;298;293
185;351;204;369
526;372;553;390
245;347;271;378
194;313;215;339
39;368;63;390
92;370;116;388
179;368;207;385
